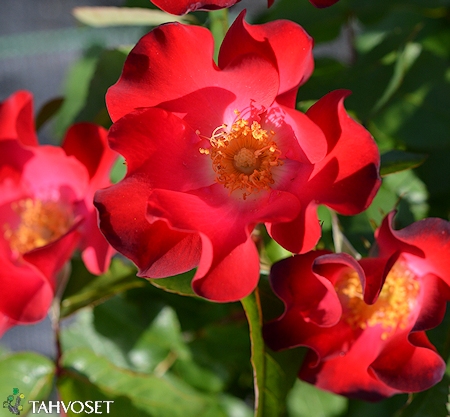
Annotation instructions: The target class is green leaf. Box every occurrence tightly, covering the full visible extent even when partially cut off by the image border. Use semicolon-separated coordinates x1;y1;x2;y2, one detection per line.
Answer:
396;374;450;417
380;150;428;176
241;291;265;416
287;380;347;417
345;394;408;417
73;48;128;128
241;290;302;417
371;42;422;115
188;319;253;394
0;352;55;415
35;97;64;132
72;6;194;27
263;348;305;417
61;257;144;318
257;0;347;44
62;296;229;398
149;269;197;297
58;347;232;417
61;299;185;373
52;45;103;138
382;169;429;221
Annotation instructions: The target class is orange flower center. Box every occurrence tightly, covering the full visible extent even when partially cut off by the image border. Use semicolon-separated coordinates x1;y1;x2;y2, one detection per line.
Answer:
200;113;282;199
4;198;73;254
335;261;420;340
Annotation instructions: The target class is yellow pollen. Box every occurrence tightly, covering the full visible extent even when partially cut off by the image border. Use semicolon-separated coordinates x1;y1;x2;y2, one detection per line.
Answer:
335;261;420;340
200;113;283;199
4;198;74;254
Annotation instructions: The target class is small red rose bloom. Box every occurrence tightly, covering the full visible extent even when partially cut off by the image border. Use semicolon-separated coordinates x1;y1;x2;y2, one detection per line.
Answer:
264;212;450;400
0;91;116;335
95;12;380;302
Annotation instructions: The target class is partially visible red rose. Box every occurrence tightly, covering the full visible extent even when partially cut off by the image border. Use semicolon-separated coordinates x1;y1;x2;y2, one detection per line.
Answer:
149;0;339;15
264;212;450;400
0;91;116;335
96;13;380;302
308;0;339;8
150;0;240;15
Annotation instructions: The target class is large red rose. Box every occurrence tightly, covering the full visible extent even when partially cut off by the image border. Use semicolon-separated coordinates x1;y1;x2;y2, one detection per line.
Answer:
95;12;380;302
264;212;450;400
0;91;116;335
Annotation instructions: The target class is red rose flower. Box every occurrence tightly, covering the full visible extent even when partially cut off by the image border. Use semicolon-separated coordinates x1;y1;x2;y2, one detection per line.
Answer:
0;91;116;335
148;0;338;15
150;0;241;15
264;212;450;400
308;0;339;8
95;12;380;302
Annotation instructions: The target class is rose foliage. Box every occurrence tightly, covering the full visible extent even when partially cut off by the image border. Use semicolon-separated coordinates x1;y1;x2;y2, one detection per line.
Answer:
95;11;381;302
264;211;450;400
0;91;116;335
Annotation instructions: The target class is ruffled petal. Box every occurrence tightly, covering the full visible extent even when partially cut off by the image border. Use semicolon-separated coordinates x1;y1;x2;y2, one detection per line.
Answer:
79;210;115;275
264;309;354;360
300;327;399;401
376;212;450;286
412;273;450;332
370;331;445;393
107;108;214;191
358;254;399;305
264;252;356;359
63;123;116;185
94;177;201;278
22;146;90;203
107;22;279;135
192;236;260;302
63;123;117;274
146;186;300;299
275;104;327;164
22;219;81;280
267;201;321;254
0;140;34;203
0;90;38;146
219;11;314;107
305;90;381;214
0;259;53;336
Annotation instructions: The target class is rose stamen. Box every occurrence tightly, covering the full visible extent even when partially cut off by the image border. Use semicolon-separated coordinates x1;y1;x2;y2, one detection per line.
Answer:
335;260;420;340
200;112;283;199
4;198;74;254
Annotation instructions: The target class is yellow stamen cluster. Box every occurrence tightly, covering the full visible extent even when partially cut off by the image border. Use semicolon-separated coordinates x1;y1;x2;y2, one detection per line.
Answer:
200;115;282;199
335;261;420;340
4;198;73;254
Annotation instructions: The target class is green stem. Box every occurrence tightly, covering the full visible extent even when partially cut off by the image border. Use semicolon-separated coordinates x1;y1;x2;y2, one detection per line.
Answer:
49;261;71;376
241;289;265;417
209;8;229;62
